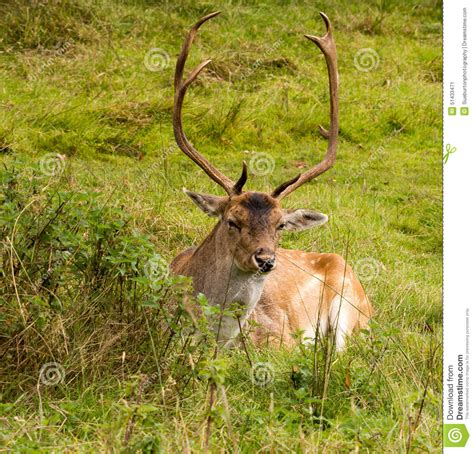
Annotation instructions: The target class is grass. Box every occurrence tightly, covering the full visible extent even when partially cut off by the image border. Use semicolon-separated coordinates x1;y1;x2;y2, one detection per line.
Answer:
1;0;442;452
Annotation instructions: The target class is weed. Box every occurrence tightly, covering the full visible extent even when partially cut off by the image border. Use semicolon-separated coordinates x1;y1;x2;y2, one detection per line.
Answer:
0;0;441;451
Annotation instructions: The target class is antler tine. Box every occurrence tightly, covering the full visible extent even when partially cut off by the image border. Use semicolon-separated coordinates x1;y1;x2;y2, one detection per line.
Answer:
272;12;339;199
174;11;247;195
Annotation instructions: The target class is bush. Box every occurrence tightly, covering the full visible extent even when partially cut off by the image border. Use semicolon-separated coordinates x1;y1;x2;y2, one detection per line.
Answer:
0;160;212;399
0;0;110;51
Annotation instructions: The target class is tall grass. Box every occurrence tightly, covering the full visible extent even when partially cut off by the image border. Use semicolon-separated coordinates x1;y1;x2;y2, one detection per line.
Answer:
1;0;441;451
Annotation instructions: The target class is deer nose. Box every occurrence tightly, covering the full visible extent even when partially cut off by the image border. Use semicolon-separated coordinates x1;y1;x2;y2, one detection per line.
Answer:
254;248;276;273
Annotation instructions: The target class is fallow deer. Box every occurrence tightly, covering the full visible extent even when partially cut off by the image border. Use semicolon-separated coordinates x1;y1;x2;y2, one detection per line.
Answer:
170;11;373;350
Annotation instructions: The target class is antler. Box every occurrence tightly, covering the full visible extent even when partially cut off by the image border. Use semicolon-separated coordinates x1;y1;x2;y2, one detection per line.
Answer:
272;12;339;199
173;11;247;196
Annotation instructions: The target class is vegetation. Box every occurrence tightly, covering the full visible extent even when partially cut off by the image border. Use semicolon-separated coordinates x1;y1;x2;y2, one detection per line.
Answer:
1;0;442;451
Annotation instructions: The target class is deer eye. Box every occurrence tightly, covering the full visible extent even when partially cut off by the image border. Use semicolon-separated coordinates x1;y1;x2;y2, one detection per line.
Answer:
277;223;286;231
227;220;241;231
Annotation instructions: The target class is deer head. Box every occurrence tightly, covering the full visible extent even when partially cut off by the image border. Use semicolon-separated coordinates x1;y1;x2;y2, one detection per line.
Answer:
174;11;338;275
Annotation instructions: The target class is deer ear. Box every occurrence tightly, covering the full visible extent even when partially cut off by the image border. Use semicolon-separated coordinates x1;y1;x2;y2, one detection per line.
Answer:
183;189;227;217
282;209;328;232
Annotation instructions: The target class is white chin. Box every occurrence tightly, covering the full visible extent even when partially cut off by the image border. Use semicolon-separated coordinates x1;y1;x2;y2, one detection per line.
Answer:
234;263;259;273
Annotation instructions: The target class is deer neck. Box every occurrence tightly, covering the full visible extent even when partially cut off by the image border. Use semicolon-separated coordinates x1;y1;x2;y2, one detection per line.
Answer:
187;222;267;344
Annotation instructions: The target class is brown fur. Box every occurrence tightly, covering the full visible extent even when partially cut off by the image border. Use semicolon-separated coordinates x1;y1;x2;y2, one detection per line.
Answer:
250;250;372;348
172;192;373;349
170;12;362;349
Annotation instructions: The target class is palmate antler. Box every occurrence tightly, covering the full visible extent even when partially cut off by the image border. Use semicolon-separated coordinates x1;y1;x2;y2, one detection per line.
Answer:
173;11;339;199
272;12;339;199
173;11;247;196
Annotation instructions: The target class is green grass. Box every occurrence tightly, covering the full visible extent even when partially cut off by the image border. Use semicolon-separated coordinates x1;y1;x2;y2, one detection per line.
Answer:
1;0;442;452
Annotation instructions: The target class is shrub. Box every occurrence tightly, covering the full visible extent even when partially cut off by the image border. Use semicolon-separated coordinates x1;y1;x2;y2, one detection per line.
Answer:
0;160;212;399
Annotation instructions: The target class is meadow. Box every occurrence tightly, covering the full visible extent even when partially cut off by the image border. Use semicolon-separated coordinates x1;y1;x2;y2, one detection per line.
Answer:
0;0;442;452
